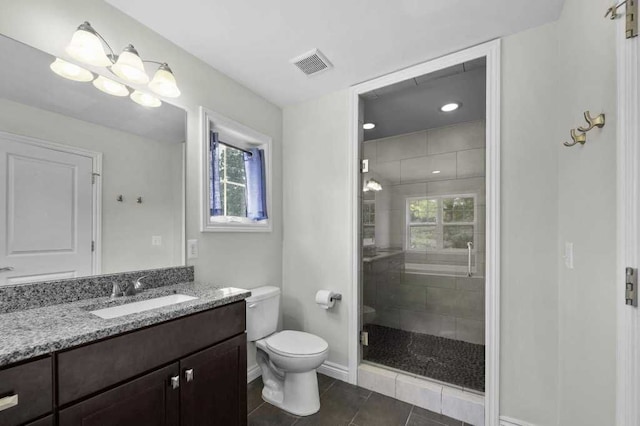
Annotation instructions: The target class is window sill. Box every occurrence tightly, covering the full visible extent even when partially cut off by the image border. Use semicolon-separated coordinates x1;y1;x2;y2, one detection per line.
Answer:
203;217;271;233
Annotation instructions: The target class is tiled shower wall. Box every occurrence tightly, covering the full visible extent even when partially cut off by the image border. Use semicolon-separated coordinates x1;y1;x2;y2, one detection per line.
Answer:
365;270;485;345
363;120;486;276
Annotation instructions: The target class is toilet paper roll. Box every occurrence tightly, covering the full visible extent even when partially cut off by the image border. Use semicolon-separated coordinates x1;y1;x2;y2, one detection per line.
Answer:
315;290;335;310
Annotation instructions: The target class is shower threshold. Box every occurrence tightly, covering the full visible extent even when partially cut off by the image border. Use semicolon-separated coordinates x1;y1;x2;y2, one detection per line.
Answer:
362;324;485;392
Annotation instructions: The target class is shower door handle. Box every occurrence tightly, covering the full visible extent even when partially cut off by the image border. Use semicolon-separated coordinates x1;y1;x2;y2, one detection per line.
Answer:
466;242;473;277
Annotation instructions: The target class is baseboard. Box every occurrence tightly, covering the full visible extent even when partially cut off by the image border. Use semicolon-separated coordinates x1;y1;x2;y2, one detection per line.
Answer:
247;364;261;383
318;361;349;382
500;416;538;426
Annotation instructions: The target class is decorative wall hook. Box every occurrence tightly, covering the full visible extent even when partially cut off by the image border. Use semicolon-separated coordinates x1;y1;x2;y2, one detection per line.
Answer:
577;111;606;132
563;111;606;147
117;195;124;202
563;129;587;147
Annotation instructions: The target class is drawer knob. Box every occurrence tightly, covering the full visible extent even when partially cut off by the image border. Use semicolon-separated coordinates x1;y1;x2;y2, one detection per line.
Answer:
0;394;18;412
170;375;180;390
185;368;194;383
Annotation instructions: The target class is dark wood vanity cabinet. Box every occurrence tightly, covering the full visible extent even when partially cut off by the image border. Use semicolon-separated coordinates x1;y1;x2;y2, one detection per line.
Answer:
2;301;247;426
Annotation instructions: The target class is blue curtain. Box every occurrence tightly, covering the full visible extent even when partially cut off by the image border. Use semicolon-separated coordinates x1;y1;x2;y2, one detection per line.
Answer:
210;131;223;216
244;148;268;221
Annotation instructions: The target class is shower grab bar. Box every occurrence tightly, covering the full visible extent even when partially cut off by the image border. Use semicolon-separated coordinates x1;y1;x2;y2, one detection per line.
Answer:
467;242;473;277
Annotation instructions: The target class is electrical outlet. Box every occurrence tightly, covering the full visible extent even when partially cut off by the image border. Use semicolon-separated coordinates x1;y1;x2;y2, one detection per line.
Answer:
187;239;198;259
151;236;162;246
564;242;574;269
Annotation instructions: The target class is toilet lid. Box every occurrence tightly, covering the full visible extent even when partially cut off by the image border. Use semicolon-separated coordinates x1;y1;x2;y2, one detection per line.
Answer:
266;330;329;357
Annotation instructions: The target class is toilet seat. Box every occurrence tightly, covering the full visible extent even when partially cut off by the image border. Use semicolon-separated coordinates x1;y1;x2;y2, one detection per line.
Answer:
265;330;329;358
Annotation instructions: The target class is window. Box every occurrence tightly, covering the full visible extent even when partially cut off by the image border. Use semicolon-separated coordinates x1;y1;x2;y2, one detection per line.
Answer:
201;107;272;232
362;200;375;240
217;144;247;217
406;195;475;251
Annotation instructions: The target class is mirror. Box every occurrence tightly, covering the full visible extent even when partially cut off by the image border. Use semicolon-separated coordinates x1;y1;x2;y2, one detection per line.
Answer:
0;34;186;286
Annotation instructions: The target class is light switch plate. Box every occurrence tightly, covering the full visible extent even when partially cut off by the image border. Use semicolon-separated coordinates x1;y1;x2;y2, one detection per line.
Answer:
564;242;574;269
187;239;198;259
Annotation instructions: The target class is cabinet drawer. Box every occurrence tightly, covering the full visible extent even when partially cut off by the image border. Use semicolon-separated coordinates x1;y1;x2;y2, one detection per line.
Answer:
57;301;245;405
0;357;52;426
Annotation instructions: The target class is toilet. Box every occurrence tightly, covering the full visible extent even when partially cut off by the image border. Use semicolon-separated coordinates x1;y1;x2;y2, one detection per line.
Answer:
246;286;329;416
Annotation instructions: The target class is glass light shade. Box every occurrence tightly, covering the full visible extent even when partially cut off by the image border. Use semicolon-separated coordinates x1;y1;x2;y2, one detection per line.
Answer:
363;179;382;192
92;75;129;97
148;64;181;98
50;58;94;82
130;90;161;108
111;45;149;84
65;23;112;67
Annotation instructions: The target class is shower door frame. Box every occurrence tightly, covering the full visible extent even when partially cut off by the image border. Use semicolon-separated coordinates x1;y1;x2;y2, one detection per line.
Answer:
347;39;501;426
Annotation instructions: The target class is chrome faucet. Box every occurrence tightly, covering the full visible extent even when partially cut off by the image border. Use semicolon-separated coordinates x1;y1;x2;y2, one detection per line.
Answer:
110;275;149;298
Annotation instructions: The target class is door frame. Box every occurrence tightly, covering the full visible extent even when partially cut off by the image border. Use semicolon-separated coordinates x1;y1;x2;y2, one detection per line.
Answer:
347;39;501;426
0;130;103;275
616;15;640;426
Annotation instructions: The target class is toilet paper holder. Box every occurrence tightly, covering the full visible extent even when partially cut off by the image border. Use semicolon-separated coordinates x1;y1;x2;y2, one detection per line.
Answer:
331;293;342;302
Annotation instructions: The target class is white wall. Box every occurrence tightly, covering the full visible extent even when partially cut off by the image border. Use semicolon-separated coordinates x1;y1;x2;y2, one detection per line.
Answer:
555;0;617;425
282;90;351;368
0;98;184;273
0;0;283;370
501;22;560;425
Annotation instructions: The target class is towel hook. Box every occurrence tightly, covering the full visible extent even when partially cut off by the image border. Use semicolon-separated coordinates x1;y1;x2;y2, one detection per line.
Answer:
563;129;587;147
577;111;606;132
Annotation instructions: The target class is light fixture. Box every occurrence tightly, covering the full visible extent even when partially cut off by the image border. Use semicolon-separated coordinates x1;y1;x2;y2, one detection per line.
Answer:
148;63;181;98
432;170;441;174
130;90;161;107
363;179;383;192
93;75;129;96
363;123;376;130
440;102;460;112
49;58;94;82
65;22;112;67
111;45;149;84
52;22;183;108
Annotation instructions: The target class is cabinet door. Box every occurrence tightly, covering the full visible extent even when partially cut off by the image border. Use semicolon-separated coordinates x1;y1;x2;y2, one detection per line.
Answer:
180;334;247;426
59;363;179;426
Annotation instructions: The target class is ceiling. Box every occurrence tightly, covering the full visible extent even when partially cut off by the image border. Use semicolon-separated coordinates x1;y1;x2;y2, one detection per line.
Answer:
105;0;564;106
363;59;486;140
0;35;185;144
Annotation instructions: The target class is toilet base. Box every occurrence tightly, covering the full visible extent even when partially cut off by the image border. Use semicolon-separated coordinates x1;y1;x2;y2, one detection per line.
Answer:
261;370;321;416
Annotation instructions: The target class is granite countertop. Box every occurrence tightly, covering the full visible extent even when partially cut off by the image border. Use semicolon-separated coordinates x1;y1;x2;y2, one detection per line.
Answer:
0;282;251;367
363;249;405;263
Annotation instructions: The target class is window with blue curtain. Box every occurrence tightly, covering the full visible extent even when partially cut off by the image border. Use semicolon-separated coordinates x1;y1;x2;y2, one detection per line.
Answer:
210;131;268;221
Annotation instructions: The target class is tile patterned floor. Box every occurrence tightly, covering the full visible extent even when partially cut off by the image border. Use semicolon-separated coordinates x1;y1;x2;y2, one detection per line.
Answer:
363;324;485;392
248;374;472;426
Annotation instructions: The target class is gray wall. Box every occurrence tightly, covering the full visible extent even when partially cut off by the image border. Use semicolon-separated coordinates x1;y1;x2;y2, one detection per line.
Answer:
0;0;283;371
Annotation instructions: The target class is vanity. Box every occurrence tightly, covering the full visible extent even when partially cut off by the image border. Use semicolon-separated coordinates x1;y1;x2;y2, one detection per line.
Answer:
0;274;251;426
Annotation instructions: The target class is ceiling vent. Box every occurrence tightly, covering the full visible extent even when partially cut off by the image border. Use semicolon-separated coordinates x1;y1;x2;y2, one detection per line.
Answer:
290;48;333;76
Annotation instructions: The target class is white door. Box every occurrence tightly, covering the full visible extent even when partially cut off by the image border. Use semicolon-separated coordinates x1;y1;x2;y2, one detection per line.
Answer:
0;133;94;285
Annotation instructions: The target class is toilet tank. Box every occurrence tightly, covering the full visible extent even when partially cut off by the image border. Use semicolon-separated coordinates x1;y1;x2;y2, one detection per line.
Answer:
245;286;280;342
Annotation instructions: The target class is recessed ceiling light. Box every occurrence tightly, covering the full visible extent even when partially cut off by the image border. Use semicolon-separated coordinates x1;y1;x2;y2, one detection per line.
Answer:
432;170;441;174
440;103;460;112
363;123;376;130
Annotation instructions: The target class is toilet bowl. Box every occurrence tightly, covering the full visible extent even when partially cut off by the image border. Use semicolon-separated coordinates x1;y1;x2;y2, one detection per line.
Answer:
246;286;329;416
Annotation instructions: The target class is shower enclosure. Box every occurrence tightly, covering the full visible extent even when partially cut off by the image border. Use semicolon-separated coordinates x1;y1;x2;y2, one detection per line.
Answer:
359;60;487;392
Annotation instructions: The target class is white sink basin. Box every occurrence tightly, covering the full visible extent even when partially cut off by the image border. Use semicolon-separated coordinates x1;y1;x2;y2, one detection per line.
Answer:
90;294;198;319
